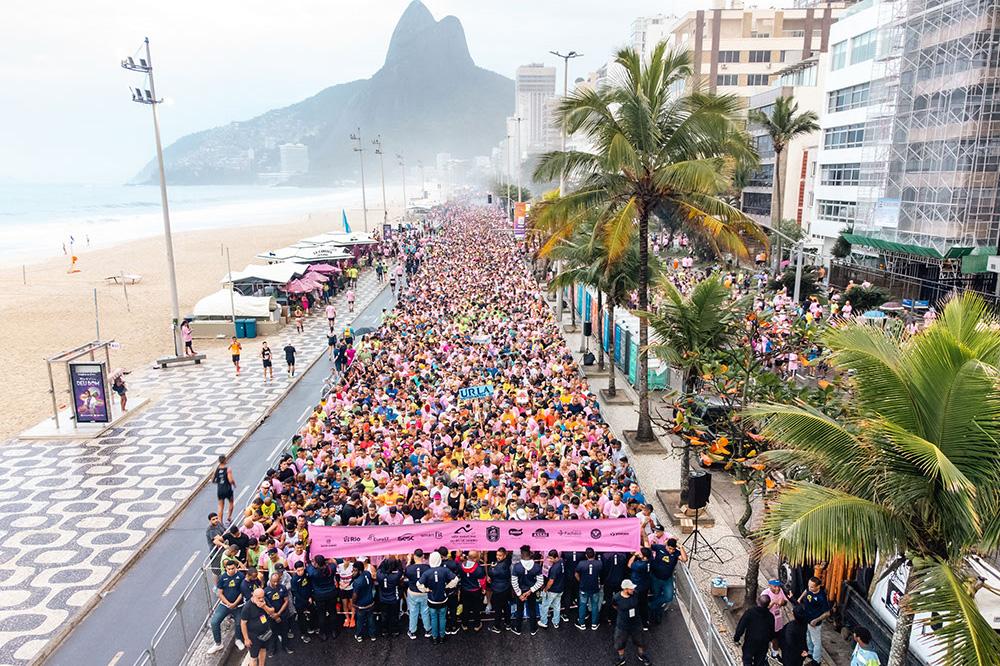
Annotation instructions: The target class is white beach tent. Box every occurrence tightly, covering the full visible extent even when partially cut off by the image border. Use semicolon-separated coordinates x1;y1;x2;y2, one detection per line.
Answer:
221;262;309;286
192;289;277;320
299;231;377;247
256;243;353;264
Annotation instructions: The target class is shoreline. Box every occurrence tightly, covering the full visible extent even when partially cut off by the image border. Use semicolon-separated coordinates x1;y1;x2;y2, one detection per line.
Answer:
0;204;399;441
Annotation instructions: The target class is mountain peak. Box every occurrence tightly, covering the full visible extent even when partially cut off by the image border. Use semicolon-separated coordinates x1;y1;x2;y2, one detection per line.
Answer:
384;1;472;68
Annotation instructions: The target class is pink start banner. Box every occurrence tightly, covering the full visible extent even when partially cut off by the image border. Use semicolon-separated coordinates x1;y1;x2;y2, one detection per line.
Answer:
309;518;642;559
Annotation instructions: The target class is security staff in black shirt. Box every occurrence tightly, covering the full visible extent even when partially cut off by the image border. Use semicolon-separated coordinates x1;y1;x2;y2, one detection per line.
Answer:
264;572;293;655
613;580;649;666
488;547;513;633
601;551;629;624
290;562;313;642
439;547;461;635
511;546;544;635
561;549;584;618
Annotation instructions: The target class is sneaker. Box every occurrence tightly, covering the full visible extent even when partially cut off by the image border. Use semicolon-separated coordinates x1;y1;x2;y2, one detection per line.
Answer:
234;638;245;651
284;647;295;655
638;656;651;665
488;625;502;634
206;644;223;655
370;636;376;642
408;631;417;640
575;623;586;631
591;624;600;630
355;635;363;643
510;627;521;635
425;632;432;639
301;635;311;644
616;658;627;666
538;622;548;629
446;628;458;635
530;629;538;636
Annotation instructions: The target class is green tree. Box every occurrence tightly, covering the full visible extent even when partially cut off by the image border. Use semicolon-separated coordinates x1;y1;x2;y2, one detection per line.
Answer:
748;293;1000;666
748;97;819;272
534;44;765;443
843;282;889;312
645;275;740;504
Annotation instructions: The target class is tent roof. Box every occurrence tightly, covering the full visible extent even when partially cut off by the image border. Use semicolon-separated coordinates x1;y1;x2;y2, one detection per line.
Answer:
842;234;974;260
256;245;353;263
221;262;309;285
299;231;377;246
193;290;275;318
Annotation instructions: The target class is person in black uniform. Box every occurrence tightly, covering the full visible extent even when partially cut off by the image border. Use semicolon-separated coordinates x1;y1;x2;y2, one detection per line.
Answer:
511;546;544;636
734;594;776;666
404;549;432;639
777;605;809;666
264;572;293;655
208;560;245;654
213;455;235;524
561;549;584;620
488;547;513;633
241;588;278;666
576;548;604;630
289;561;313;643
458;550;488;631
375;557;404;637
613;580;649;666
601;551;629;625
351;560;377;642
438;547;462;634
306;555;339;641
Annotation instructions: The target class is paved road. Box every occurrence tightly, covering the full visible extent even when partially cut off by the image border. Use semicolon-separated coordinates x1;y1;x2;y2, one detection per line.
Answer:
48;286;394;666
224;615;699;666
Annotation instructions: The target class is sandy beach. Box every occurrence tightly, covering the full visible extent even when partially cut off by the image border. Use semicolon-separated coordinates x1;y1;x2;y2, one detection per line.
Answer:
0;206;396;441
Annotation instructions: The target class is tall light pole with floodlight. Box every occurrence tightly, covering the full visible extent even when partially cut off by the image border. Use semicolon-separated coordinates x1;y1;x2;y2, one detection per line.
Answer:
372;135;388;222
350;129;369;232
396;153;407;216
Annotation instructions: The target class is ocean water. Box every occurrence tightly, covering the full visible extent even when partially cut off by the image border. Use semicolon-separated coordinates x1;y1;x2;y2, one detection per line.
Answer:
0;183;364;265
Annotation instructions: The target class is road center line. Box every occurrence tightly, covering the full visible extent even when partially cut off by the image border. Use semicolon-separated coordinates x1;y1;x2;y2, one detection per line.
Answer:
106;651;124;666
162;550;201;598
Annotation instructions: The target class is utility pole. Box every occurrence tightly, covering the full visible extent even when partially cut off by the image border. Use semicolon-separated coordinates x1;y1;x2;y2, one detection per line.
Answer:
417;160;425;198
505;134;513;224
514;116;523;204
396;153;407;216
373;135;388;223
122;38;182;357
350;129;368;232
550;50;582;198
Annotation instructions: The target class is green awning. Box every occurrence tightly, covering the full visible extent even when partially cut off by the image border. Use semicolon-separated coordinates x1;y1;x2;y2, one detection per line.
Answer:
841;233;973;260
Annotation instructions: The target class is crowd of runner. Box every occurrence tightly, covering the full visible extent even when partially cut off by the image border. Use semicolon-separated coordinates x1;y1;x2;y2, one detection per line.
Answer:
205;206;683;666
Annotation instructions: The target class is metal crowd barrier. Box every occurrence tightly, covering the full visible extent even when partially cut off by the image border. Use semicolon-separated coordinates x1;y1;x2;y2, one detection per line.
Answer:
131;563;216;666
674;562;740;666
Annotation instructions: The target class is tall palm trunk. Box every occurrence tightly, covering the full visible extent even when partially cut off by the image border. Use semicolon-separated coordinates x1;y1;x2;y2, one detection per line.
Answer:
887;567;916;666
607;298;617;397
597;291;606;371
770;148;783;274
744;535;763;610
636;202;654;442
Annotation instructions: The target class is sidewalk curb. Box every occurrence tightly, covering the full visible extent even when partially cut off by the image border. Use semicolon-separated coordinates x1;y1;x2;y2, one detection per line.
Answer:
31;280;387;666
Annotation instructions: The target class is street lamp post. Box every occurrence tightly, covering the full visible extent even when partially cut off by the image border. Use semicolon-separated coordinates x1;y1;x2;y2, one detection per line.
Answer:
350;129;369;232
373;135;388;222
417;160;425;198
122;37;182;357
505;134;513;224
396;153;407;216
514;116;523;204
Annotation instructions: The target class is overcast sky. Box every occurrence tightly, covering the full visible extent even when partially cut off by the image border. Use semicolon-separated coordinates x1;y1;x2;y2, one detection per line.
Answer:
0;0;732;184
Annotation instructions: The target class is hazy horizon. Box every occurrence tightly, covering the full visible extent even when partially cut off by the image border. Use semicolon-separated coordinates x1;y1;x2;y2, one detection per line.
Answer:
0;0;738;186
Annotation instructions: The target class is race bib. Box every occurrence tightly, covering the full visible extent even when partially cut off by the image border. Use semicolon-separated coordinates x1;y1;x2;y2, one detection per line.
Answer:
628;609;636;618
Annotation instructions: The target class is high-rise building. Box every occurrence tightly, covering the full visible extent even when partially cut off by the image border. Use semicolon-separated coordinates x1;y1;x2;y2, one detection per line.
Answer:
278;143;309;175
515;63;557;155
631;14;678;60
668;3;847;106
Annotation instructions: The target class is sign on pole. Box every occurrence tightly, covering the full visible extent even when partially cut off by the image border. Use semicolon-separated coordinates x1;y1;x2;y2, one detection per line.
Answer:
69;362;110;423
458;384;494;400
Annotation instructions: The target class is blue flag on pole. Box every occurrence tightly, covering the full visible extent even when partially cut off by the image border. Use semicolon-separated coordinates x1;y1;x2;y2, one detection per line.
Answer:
342;209;351;233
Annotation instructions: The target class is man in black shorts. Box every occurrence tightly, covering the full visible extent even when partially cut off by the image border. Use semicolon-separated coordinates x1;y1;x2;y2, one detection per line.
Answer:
327;332;338;362
260;342;273;381
213;455;236;524
613;580;649;666
283;343;297;377
241;587;278;665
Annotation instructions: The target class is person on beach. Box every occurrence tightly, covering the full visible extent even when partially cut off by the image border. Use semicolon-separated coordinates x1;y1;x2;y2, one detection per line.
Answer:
181;319;195;355
294;307;305;334
229;337;242;375
111;372;128;411
214;454;236;523
346;288;356;313
261;342;273;381
283;343;297;377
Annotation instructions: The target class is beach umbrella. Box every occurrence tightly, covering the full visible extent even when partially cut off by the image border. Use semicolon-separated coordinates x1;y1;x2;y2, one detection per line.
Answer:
306;272;329;283
880;301;905;312
285;279;310;294
308;263;337;274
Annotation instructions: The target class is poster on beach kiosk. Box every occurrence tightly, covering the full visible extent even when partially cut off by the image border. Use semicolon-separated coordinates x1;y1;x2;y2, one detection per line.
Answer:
69;362;109;423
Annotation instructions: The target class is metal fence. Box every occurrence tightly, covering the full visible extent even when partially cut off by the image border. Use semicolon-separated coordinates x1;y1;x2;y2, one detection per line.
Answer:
674;562;740;666
132;563;216;666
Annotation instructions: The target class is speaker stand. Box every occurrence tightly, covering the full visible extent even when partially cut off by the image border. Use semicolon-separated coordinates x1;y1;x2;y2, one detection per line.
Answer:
682;507;724;564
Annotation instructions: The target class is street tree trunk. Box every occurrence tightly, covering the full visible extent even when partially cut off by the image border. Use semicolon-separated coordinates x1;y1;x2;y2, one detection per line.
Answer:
597;291;605;371
636;202;655;442
887;565;916;666
771;147;783;274
607;300;617;398
744;535;763;610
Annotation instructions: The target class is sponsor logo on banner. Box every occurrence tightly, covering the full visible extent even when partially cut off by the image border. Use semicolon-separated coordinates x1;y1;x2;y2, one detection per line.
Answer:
454;524;474;535
591;529;602;539
486;526;500;542
532;528;550;538
508;528;523;537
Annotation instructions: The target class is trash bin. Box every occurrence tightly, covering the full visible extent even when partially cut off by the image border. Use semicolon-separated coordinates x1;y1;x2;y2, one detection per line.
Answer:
241;318;257;339
234;319;247;338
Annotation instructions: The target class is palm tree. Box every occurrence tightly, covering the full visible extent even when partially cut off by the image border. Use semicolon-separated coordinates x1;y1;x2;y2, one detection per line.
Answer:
747;96;818;272
747;292;1000;666
549;221;661;399
645;275;740;504
534;44;765;443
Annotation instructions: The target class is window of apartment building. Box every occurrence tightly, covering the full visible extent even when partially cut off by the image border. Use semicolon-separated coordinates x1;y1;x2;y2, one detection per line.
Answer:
828;82;870;112
831;40;848;70
850;30;877;65
823;123;866;149
747;166;774;188
749;50;771;63
716;74;739;86
747;74;770;86
718;50;740;63
755;134;775;159
742;192;772;215
817;199;857;224
820;163;862;186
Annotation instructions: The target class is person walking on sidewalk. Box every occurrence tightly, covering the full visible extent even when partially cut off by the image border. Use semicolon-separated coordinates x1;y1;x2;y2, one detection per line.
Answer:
612;580;649;666
283;343;297;377
229;337;242;375
260;342;273;381
214;455;236;523
735;594;777;666
325;303;336;332
346;287;356;313
798;577;832;665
